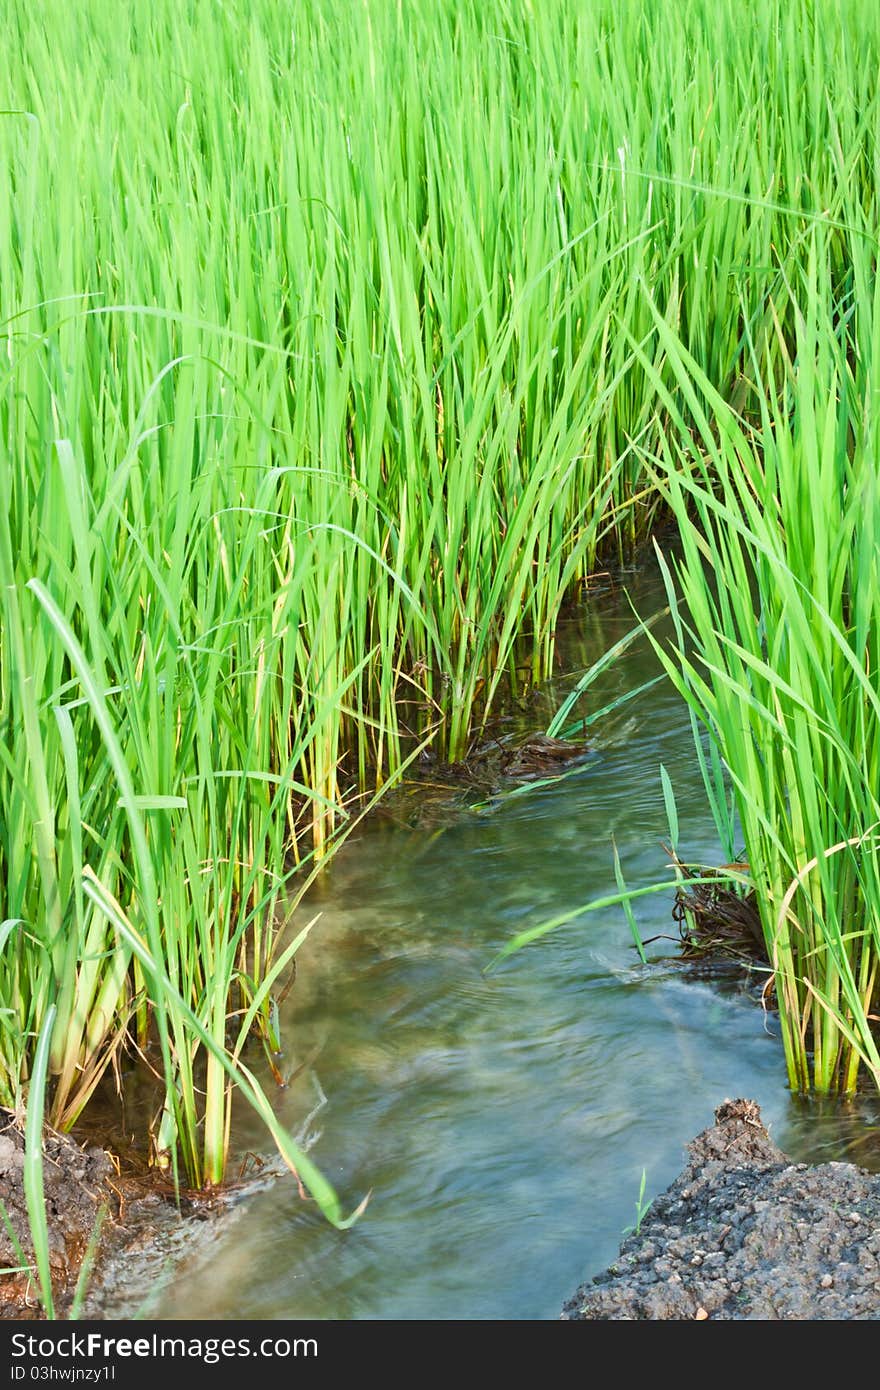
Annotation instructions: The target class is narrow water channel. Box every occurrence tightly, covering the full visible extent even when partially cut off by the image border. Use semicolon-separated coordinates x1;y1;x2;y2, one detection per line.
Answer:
140;565;880;1320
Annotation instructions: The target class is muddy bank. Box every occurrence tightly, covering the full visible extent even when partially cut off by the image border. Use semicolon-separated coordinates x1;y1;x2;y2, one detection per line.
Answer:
563;1098;880;1320
0;1110;113;1317
0;1108;282;1319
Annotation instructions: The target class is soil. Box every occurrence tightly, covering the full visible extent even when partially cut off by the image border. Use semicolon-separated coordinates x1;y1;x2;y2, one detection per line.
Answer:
562;1098;880;1320
0;1106;283;1320
0;1109;113;1317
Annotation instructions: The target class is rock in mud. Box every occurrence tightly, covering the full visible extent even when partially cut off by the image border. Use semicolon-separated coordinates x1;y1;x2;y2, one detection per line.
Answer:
563;1098;880;1320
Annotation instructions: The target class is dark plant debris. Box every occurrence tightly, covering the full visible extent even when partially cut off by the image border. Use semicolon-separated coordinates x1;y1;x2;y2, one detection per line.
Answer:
670;850;767;965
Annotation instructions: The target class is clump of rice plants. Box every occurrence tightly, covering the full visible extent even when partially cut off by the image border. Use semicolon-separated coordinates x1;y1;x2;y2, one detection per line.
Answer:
511;228;880;1097
3;0;880;1190
637;230;880;1095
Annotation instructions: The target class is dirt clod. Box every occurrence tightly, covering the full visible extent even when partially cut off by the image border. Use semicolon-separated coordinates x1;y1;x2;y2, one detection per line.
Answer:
0;1109;114;1317
562;1098;880;1320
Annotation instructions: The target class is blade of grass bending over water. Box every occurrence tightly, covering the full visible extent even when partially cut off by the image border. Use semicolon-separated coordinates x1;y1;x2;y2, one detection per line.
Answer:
546;608;668;739
486;873;745;973
553;675;666;742
659;766;679;855
468;757;595;813
468;616;667;811
81;871;366;1230
613;838;647;965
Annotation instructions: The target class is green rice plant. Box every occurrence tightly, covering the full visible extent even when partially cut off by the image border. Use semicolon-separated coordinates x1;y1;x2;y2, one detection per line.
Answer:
508;229;880;1097
622;1169;653;1238
631;232;880;1094
2;0;880;1187
612;839;647;966
23;1006;56;1319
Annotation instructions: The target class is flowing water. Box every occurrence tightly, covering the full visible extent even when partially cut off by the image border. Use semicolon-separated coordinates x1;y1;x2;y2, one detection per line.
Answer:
139;564;880;1321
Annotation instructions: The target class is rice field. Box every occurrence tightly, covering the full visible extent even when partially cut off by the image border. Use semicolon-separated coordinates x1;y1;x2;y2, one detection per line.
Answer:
3;0;880;1216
